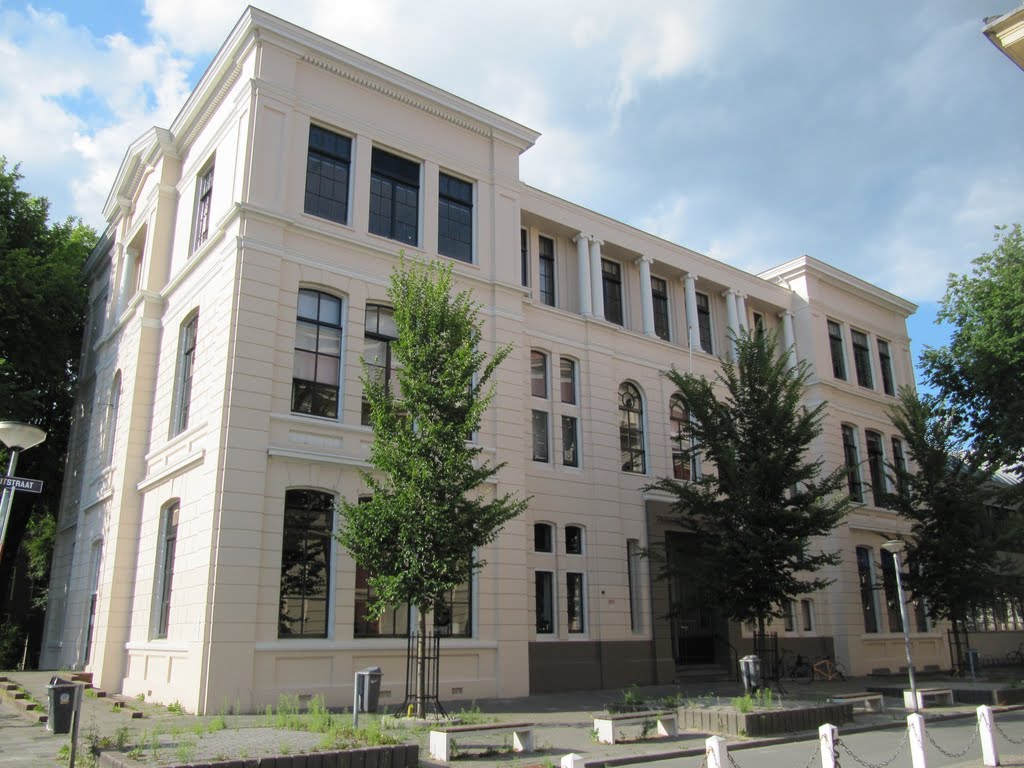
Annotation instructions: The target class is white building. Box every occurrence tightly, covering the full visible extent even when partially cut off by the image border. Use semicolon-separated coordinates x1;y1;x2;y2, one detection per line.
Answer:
41;7;946;713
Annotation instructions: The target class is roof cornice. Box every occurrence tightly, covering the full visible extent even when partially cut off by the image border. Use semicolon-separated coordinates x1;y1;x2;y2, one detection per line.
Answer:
759;255;917;316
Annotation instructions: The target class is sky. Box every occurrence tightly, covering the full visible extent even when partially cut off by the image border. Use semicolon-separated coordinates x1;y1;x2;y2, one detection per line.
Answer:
2;0;1023;383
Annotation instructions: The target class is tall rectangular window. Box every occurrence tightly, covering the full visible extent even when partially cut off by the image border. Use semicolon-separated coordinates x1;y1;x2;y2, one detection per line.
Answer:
531;350;548;398
362;304;398;425
369;148;419;245
602;260;623;325
842;425;863;502
152;502;179;639
670;395;691;481
567;572;585;633
696;292;713;353
532;411;549;462
891;437;908;499
852;330;874;389
559;358;576;404
539;236;555;306
354;565;410;637
627;539;642;632
783;601;796;632
856;546;879;633
880;548;903;633
438;172;473;262
172;313;198;437
520;228;529;288
535;571;554;634
866;430;886;506
801;599;814;631
651;276;670;341
279;490;333;638
191;163;214;253
304;125;351;225
561;415;578;467
293;290;343;419
878;340;895;396
434;579;472;638
827;320;847;380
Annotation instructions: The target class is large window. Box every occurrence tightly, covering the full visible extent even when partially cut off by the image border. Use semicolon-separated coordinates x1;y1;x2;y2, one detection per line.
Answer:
696;292;713;353
531;351;550;462
565;525;584;555
627;539;642;632
532;411;550;462
651;276;670;341
520;228;529;288
362;304;398;425
438;172;473;262
171;312;198;437
535;571;554;634
851;330;874;389
102;373;121;467
865;430;886;506
369;148;419;245
880;548;904;633
354;565;410;637
602;259;623;325
279;490;333;638
539;235;555;307
560;357;578;467
891;437;908;499
842;425;863;502
434;579;472;637
152;501;179;639
856;546;879;633
531;351;548;398
293;289;343;419
534;523;553;553
305;125;351;225
878;340;895;396
827;320;847;380
559;359;576;404
619;382;646;473
191;162;214;253
669;394;690;481
567;572;585;633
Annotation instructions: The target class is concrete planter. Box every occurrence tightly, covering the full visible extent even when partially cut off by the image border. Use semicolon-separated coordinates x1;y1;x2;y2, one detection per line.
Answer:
677;703;853;737
98;743;419;768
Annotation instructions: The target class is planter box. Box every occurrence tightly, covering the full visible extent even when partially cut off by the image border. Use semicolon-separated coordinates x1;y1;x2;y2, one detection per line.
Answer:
98;743;419;768
677;703;853;737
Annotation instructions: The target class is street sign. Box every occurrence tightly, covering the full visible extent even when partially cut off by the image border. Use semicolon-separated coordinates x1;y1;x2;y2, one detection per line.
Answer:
0;476;43;493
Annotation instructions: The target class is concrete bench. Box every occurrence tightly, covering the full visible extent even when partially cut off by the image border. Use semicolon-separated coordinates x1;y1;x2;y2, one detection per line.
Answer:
593;710;678;745
429;721;534;761
904;687;954;709
828;692;885;713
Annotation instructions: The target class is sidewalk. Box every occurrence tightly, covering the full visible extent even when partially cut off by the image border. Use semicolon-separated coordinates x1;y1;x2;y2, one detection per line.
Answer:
0;670;1008;768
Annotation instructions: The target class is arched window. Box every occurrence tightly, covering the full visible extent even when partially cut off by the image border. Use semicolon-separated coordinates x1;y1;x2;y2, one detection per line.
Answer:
533;522;553;552
669;394;689;481
103;372;121;467
618;382;646;473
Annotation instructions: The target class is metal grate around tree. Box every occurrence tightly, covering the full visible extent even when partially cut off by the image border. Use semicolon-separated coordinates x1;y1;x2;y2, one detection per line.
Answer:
398;631;446;718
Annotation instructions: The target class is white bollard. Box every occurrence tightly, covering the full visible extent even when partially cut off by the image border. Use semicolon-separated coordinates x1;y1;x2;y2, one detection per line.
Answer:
819;723;838;768
706;735;727;768
561;753;585;768
908;712;928;768
978;705;999;767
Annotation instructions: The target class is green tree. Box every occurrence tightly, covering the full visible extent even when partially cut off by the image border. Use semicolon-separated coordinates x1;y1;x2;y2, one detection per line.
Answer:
886;387;1011;668
647;328;849;646
922;224;1024;485
337;257;526;717
0;158;97;665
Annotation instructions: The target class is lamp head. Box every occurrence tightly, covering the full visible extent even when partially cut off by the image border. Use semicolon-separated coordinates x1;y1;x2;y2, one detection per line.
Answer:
0;421;47;452
881;539;906;554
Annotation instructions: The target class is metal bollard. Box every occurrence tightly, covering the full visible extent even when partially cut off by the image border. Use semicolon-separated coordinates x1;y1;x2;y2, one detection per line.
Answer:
978;705;999;767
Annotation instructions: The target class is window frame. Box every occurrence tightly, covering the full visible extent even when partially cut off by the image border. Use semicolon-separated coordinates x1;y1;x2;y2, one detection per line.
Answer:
433;576;473;638
304;124;352;226
855;545;880;633
891;437;908;499
191;161;214;254
151;501;179;640
361;303;399;426
531;410;550;463
520;228;530;288
851;329;874;389
531;350;548;399
602;259;624;326
565;525;584;555
171;311;199;437
696;292;713;354
842;424;863;502
880;548;904;634
800;599;814;632
618;382;646;474
278;489;335;639
535;570;555;635
369;147;420;246
293;289;344;420
533;522;554;553
561;414;579;467
865;430;887;506
627;539;642;633
437;171;474;263
827;320;847;380
566;572;586;634
538;235;555;307
651;276;670;341
559;358;577;404
669;394;691;481
877;339;895;396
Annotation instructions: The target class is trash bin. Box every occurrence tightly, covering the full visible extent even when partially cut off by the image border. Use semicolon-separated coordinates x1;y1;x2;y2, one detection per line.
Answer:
355;666;383;713
47;676;77;734
739;655;761;695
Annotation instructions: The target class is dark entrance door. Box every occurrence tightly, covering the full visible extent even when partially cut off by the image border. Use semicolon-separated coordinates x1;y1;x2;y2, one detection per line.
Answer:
666;532;727;666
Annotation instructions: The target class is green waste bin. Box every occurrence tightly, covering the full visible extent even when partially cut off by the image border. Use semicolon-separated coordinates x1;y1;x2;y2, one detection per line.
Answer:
47;677;77;734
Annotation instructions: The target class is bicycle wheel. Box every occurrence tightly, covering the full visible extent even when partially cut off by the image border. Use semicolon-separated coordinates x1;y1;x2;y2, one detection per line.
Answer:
792;661;813;684
833;659;847;682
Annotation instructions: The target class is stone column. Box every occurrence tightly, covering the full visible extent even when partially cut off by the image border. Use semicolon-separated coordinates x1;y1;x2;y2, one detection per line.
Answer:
589;237;605;320
638;255;656;337
574;234;592;317
735;293;748;334
684;274;700;349
780;311;797;369
724;289;739;360
116;246;137;317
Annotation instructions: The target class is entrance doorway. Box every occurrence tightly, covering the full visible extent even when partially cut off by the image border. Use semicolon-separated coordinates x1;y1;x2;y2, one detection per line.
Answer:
666;532;729;667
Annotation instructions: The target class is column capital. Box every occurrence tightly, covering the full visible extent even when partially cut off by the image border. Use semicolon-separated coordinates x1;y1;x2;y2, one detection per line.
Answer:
721;288;737;298
573;232;589;244
587;235;604;246
683;273;698;285
777;310;794;319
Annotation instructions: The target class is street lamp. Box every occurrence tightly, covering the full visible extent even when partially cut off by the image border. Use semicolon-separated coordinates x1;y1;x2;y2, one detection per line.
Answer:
881;539;919;713
0;421;48;562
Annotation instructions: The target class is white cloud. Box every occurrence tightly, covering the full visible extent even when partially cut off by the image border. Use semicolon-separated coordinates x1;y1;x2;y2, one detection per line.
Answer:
636;195;691;246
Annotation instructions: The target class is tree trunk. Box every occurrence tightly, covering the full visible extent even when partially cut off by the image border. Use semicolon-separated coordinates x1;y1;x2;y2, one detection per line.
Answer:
756;616;767;688
950;615;966;675
416;609;427;719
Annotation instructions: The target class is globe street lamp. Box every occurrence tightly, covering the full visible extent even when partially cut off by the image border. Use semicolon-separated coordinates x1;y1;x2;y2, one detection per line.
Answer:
0;421;48;562
881;539;918;713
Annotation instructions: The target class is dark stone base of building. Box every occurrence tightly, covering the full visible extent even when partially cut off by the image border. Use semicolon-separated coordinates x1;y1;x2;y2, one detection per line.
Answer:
528;640;661;693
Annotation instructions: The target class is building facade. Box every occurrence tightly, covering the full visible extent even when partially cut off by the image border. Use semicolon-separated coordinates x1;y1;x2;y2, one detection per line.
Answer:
42;8;950;713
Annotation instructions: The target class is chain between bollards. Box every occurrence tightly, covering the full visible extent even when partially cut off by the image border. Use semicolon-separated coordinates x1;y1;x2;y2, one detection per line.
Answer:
836;729;908;768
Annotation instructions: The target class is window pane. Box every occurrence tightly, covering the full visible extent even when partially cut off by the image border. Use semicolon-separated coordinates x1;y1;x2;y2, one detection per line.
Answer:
279;490;333;638
560;359;576;404
562;415;578;467
317;326;341;356
856;546;878;633
294;321;318;352
567;573;585;633
531;351;547;398
532;410;549;462
292;291;343;419
535;571;554;633
565;526;583;554
534;523;552;552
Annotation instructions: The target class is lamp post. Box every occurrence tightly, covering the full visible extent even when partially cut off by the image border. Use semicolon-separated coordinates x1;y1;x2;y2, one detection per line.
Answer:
0;421;48;563
881;539;918;713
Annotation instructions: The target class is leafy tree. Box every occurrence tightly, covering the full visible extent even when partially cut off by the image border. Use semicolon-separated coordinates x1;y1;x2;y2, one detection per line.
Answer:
647;328;849;646
886;387;1012;668
0;158;96;665
922;224;1024;486
337;257;526;717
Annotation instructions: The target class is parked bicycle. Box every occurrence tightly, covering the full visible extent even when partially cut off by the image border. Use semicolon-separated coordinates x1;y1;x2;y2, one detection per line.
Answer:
777;649;813;684
812;655;847;681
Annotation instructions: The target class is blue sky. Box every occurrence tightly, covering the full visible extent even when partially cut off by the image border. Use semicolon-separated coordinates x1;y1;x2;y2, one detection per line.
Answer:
3;1;1023;383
